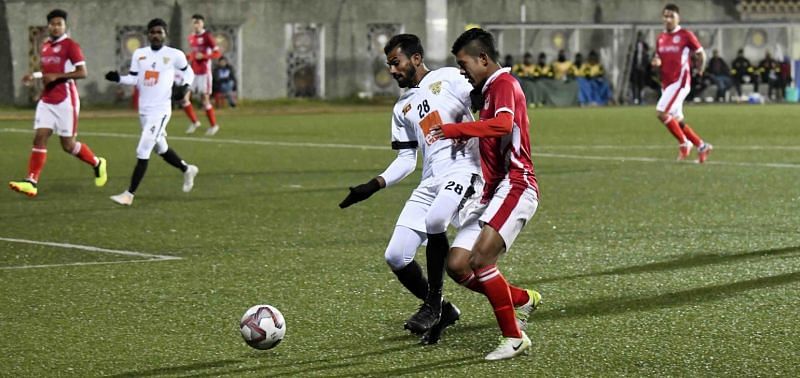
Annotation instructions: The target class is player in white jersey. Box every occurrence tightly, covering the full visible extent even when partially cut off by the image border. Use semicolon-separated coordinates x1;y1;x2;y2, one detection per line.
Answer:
339;34;481;344
104;18;199;206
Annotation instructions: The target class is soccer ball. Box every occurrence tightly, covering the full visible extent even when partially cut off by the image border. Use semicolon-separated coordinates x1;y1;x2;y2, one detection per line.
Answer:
239;304;286;350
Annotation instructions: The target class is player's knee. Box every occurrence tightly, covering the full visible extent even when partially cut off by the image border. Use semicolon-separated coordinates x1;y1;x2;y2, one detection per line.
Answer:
136;148;152;160
424;214;449;235
384;249;410;271
446;248;472;279
60;142;74;153
181;100;191;107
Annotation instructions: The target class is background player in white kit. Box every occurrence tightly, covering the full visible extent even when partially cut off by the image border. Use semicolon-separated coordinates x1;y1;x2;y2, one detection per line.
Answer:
104;18;199;206
339;34;480;343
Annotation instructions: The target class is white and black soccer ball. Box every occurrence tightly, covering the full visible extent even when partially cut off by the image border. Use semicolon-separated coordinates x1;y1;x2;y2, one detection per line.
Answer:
239;304;286;350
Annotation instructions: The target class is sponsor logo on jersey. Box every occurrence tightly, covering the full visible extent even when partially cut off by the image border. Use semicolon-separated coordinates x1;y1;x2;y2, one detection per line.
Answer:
41;56;61;64
402;103;412;115
429;81;442;95
659;46;681;53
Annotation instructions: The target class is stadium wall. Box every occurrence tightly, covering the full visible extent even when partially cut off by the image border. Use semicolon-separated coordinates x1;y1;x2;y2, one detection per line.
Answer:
0;0;789;104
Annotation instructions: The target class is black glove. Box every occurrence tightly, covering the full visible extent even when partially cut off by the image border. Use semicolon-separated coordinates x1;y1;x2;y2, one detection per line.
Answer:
105;71;120;82
171;84;190;101
339;178;382;209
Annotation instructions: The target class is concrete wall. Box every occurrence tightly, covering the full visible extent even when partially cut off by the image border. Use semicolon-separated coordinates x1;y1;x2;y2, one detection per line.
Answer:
0;0;785;104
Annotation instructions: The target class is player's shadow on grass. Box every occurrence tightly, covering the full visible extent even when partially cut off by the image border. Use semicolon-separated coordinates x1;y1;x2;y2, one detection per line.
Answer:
107;359;243;377
526;245;800;285
535;269;800;321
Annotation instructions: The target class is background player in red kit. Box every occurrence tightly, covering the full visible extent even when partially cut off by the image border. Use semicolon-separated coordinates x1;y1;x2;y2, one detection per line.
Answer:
430;28;541;361
183;14;222;136
652;3;713;163
9;9;107;198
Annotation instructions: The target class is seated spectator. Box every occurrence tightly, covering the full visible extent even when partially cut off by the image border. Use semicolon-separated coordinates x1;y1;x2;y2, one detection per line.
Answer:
758;51;782;101
552;49;574;81
578;50;611;106
568;53;586;79
213;56;237;108
731;48;758;98
706;49;733;102
513;52;537;79
687;54;710;102
532;52;554;80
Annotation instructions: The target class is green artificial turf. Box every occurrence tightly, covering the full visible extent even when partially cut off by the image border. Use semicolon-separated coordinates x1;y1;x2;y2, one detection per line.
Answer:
1;103;798;376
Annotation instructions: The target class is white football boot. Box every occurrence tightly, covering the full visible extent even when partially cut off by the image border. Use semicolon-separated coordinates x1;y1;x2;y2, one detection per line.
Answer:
110;191;134;206
183;165;198;192
485;332;531;361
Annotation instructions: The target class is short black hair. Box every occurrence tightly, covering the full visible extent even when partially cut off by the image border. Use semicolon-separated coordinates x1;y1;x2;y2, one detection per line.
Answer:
47;9;67;23
147;18;168;31
451;28;499;63
384;34;424;59
664;3;680;13
192;14;205;21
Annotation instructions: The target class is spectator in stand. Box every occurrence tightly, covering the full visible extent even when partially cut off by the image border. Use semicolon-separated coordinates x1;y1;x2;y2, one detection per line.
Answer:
212;56;237;108
578;50;611;106
503;54;514;69
512;52;537;79
552;49;574;81
630;31;651;104
532;52;554;80
706;49;733;102
730;48;758;99
758;51;782;101
779;56;791;101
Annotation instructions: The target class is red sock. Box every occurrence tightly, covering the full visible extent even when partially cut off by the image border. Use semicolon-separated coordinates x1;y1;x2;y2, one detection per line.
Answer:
663;116;686;144
475;265;521;338
27;147;47;183
72;142;99;166
458;272;530;307
204;104;217;126
183;102;199;124
456;272;485;294
681;124;703;147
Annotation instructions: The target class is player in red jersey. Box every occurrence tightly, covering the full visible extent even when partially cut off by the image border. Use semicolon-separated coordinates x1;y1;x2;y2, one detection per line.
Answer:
9;9;107;198
652;3;713;163
430;28;541;361
183;14;222;136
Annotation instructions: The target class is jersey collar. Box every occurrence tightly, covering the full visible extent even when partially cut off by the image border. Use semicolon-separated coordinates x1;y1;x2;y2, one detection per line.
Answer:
48;34;68;44
482;67;511;94
195;29;206;35
666;25;682;34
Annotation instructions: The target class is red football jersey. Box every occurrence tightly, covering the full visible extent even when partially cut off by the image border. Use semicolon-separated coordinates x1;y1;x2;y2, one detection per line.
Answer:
656;26;702;88
188;30;219;75
477;69;539;202
39;35;85;104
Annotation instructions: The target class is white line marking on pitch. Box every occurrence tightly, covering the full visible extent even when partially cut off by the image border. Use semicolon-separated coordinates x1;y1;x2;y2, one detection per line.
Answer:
0;237;182;270
2;128;798;168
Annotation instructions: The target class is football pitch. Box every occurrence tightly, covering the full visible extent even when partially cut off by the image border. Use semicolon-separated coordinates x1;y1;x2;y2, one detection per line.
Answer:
1;103;798;376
